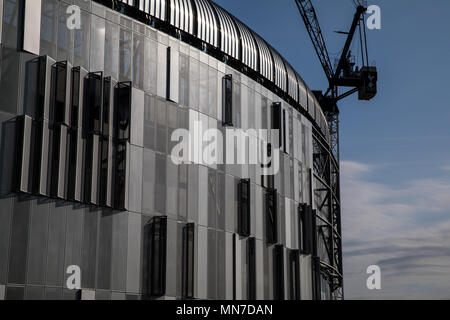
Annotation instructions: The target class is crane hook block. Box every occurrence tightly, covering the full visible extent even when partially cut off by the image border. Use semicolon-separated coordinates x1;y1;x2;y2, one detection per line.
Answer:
359;66;378;100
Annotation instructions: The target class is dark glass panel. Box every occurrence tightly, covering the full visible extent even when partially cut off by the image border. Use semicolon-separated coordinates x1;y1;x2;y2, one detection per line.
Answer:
182;223;194;299
222;74;233;126
273;244;284;300
289;249;301;300
238;178;251;237
265;188;278;244
247;237;256;300
147;216;167;297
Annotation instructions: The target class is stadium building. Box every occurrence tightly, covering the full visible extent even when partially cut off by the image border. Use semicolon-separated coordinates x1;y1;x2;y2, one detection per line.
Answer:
0;0;342;300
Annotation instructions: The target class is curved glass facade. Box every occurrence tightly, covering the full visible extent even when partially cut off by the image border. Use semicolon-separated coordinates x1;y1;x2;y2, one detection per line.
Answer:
0;0;342;300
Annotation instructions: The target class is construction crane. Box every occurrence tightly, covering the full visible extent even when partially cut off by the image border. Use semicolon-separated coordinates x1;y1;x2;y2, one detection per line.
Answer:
294;0;378;160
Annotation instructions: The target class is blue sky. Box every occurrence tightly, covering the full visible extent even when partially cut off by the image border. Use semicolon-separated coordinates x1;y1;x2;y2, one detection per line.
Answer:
214;0;450;299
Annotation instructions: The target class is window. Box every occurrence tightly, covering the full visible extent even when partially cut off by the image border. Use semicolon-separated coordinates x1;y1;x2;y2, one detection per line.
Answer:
70;67;81;128
313;256;322;300
83;134;101;204
102;77;112;137
299;203;314;255
24;56;52;121
113;81;131;210
49;124;68;199
265;188;278;244
271;102;282;149
113;139;127;210
261;143;274;188
166;46;171;100
182;223;195;299
67;67;84;202
247;237;256;300
222;74;233;126
148;216;167;297
273;244;284;300
289;249;300;300
84;72;103;136
99;137;109;206
67;127;80;201
114;82;131;141
52;61;70;125
49;61;70;199
238;179;251;237
99;78;112;207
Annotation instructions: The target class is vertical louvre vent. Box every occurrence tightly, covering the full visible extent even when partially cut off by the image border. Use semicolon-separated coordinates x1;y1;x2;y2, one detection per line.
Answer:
273;244;284;300
265;187;278;245
148;216;168;297
85;72;103;136
247;237;256;300
238;178;251;237
313;256;321;301
271;102;282;149
289;249;300;300
67;66;86;203
83;72;104;205
222;74;233;126
113;82;132;210
49;61;72;199
282;109;287;153
182;222;195;299
52;61;71;126
15;56;131;211
299;203;315;255
166;46;171;100
99;77;113;207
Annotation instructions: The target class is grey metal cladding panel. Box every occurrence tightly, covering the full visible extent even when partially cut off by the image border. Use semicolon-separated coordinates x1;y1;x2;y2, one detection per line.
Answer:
253;33;273;81
56;125;69;199
18;116;33;193
170;0;194;34
38;120;51;197
120;0;167;20
23;0;42;55
285;62;298;101
307;90;314;116
270;46;287;91
0;0;3;44
43;56;57;121
211;4;239;60
234;20;258;71
296;72;307;107
193;0;218;47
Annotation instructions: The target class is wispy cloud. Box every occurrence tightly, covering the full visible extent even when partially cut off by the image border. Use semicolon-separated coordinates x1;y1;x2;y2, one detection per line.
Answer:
341;160;450;299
